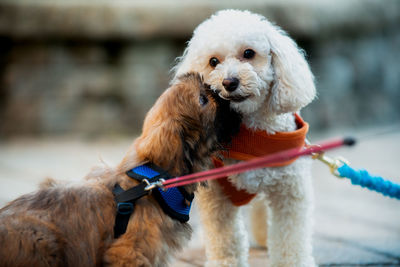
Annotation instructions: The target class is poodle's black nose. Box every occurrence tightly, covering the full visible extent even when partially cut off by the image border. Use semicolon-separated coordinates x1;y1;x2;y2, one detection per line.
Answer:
222;77;239;92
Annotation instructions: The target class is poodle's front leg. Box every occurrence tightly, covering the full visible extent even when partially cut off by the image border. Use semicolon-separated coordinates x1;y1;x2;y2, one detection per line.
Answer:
250;194;268;248
267;173;316;267
197;180;249;267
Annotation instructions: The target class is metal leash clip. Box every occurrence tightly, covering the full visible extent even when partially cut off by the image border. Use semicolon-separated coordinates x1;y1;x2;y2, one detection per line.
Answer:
312;152;349;178
142;178;166;191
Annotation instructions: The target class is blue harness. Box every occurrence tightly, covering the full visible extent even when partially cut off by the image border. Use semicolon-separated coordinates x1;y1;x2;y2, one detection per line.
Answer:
112;163;194;238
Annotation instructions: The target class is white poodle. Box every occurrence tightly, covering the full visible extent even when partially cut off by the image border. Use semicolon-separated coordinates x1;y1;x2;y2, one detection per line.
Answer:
174;10;316;267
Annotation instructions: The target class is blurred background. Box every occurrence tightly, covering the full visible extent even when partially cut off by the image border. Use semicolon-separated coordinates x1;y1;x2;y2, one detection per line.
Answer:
0;1;399;266
1;0;399;138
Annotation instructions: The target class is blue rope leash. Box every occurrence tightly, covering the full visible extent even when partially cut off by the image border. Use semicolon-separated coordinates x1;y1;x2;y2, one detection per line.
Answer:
337;164;400;200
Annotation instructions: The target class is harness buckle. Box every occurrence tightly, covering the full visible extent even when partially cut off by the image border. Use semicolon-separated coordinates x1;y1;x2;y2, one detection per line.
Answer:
117;202;134;215
143;178;166;191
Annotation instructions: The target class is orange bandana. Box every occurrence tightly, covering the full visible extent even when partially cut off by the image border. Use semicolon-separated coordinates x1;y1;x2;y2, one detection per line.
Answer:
215;114;309;206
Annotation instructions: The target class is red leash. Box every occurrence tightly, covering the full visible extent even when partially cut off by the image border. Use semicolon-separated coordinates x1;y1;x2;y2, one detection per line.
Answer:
163;137;355;189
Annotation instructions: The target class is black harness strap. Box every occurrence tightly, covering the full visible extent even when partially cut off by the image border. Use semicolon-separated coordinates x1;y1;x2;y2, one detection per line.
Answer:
112;163;194;238
113;183;153;238
114;183;149;203
112;164;165;238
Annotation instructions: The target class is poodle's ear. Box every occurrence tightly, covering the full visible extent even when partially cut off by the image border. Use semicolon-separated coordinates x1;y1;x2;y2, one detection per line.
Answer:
171;49;187;79
171;45;192;81
267;24;316;114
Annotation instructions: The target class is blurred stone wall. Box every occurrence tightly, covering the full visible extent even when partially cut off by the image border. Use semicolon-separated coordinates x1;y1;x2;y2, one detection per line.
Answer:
0;0;399;138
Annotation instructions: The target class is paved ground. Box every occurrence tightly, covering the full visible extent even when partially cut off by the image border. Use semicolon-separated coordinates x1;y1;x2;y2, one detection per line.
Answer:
0;127;399;266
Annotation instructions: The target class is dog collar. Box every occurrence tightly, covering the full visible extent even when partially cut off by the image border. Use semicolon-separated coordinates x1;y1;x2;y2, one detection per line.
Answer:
216;113;309;206
112;163;193;238
223;113;309;165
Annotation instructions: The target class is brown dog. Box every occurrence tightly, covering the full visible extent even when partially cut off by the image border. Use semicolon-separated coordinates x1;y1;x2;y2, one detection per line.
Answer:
0;73;241;267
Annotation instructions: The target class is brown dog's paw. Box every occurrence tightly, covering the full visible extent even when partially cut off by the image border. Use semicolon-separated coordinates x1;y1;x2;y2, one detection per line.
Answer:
104;245;152;267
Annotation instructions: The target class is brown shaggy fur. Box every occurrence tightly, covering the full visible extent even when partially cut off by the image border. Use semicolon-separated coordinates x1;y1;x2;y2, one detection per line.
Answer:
0;73;241;267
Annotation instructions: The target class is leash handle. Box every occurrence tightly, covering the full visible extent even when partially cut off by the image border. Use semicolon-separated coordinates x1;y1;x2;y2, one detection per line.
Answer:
163;137;356;188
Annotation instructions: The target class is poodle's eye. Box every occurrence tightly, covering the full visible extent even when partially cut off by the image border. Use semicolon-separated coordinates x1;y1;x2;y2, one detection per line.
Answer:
243;49;256;59
199;93;209;106
209;57;220;68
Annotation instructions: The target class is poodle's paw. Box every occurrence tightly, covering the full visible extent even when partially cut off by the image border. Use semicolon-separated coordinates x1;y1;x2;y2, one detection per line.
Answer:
269;257;316;267
205;258;249;267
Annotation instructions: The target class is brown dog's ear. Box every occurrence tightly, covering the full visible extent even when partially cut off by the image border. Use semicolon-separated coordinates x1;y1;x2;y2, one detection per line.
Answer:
267;24;316;114
135;115;184;173
117;117;184;176
133;80;197;175
122;74;210;176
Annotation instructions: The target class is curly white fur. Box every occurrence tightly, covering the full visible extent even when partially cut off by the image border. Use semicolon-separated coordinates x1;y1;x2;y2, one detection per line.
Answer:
174;9;317;267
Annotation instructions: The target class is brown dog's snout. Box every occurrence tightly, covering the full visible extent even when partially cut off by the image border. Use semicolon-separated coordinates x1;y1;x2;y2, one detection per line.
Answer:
222;77;239;92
